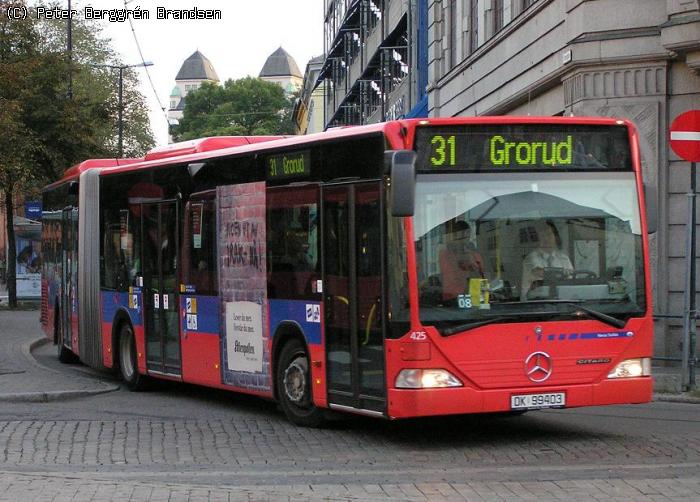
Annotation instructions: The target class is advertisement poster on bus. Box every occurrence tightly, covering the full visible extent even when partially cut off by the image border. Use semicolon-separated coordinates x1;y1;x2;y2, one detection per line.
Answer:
217;182;269;391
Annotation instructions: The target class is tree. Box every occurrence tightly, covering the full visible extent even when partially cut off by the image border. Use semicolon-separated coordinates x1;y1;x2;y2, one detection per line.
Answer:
172;77;297;141
0;1;155;307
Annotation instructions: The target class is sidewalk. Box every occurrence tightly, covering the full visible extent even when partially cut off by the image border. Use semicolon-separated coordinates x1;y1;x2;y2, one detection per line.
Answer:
0;286;119;403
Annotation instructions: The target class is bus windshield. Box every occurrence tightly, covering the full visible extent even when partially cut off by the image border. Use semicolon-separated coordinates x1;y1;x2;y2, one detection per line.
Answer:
413;172;646;330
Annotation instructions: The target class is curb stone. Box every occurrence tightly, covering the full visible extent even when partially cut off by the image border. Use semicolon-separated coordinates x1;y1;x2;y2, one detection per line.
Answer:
0;387;120;403
654;392;700;404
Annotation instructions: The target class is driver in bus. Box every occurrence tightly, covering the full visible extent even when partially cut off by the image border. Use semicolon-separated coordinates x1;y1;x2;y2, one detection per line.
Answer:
521;221;573;298
439;220;485;302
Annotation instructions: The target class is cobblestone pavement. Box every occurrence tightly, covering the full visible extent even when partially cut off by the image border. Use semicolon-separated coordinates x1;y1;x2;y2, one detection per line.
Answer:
1;411;700;501
1;472;700;502
0;415;697;469
2;311;700;500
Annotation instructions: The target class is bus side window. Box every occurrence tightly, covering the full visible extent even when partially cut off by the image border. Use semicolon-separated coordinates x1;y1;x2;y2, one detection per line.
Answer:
267;186;320;300
182;199;218;296
101;213;124;291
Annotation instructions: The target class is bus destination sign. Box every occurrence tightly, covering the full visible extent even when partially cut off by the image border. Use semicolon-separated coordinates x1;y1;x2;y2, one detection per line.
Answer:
266;150;311;180
414;124;631;172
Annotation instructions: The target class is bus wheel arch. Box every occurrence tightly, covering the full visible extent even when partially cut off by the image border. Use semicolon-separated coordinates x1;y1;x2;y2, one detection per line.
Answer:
272;323;325;427
53;300;60;346
113;314;148;391
55;301;77;363
111;310;131;371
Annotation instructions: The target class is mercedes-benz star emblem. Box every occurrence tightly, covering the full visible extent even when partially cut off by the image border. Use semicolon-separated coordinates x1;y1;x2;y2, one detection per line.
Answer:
525;351;553;383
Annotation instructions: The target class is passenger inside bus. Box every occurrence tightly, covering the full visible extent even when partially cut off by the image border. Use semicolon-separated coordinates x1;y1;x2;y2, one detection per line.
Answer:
521;221;573;298
439;220;485;302
281;233;311;270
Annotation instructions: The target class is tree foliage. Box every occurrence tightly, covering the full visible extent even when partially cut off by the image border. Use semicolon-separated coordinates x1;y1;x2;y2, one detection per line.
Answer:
0;1;155;307
172;77;297;141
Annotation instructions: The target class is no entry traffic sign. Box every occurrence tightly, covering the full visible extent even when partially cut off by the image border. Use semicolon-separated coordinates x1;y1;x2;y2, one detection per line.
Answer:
670;110;700;162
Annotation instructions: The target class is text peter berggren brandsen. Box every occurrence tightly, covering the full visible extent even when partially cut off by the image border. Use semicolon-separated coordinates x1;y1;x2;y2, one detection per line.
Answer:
35;6;222;22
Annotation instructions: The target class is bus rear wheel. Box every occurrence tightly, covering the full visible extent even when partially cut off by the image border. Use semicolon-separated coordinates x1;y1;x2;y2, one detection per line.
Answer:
118;323;147;391
276;338;325;427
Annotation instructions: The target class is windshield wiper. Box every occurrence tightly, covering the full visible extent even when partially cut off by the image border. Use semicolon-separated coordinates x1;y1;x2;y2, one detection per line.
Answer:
439;302;628;336
517;300;627;329
442;316;518;336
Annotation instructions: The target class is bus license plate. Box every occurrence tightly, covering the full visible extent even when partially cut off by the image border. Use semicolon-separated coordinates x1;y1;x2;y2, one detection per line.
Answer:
511;392;565;410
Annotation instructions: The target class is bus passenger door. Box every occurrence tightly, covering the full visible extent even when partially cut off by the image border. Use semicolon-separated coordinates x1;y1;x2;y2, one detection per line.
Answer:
322;182;386;415
60;207;78;352
141;201;181;376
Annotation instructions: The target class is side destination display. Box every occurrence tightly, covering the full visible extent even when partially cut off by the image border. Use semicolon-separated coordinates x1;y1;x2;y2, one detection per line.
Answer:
265;150;311;180
414;124;632;172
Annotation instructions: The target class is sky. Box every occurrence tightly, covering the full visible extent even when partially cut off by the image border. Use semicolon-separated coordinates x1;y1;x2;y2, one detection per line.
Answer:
62;0;324;146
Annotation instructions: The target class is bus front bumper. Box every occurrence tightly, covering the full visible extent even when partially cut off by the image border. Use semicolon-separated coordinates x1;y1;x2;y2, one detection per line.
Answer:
386;377;653;419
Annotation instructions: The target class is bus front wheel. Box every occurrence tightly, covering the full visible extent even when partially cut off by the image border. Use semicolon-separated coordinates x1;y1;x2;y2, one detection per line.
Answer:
276;338;325;427
118;323;147;391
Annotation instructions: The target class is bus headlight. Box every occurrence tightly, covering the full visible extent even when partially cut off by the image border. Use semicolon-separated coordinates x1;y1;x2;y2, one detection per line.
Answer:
607;358;651;379
395;369;463;388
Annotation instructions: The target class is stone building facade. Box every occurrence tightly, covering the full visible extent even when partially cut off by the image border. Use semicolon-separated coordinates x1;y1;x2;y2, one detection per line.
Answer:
428;0;700;358
293;56;326;135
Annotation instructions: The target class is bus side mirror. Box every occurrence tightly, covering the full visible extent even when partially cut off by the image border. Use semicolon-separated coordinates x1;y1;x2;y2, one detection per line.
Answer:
644;183;657;234
385;150;416;217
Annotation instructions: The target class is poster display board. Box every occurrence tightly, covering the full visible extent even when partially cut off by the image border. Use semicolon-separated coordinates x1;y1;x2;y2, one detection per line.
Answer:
15;221;42;299
217;182;269;390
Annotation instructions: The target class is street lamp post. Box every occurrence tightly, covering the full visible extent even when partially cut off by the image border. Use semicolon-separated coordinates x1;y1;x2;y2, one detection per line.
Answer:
67;0;72;99
96;62;153;157
117;66;125;157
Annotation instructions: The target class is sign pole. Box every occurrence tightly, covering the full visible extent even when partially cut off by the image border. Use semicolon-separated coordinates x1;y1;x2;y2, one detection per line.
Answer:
691;162;697;389
670;111;700;391
682;165;694;390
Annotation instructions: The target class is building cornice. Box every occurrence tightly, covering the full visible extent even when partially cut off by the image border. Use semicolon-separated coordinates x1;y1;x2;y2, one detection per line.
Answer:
660;14;700;72
570;27;661;44
479;55;671;116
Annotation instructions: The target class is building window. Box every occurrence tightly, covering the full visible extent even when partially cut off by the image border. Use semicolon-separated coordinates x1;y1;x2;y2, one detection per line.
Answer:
468;0;478;55
493;0;504;34
347;30;361;65
334;59;346;87
383;33;408;96
520;0;537;13
367;0;382;34
449;0;457;68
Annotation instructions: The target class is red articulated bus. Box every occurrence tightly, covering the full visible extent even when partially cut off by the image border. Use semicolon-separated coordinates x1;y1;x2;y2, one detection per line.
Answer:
41;118;653;426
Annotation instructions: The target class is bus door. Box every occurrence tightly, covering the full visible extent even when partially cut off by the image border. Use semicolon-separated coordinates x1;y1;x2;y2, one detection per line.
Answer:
141;201;181;376
322;182;386;414
60;207;78;351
